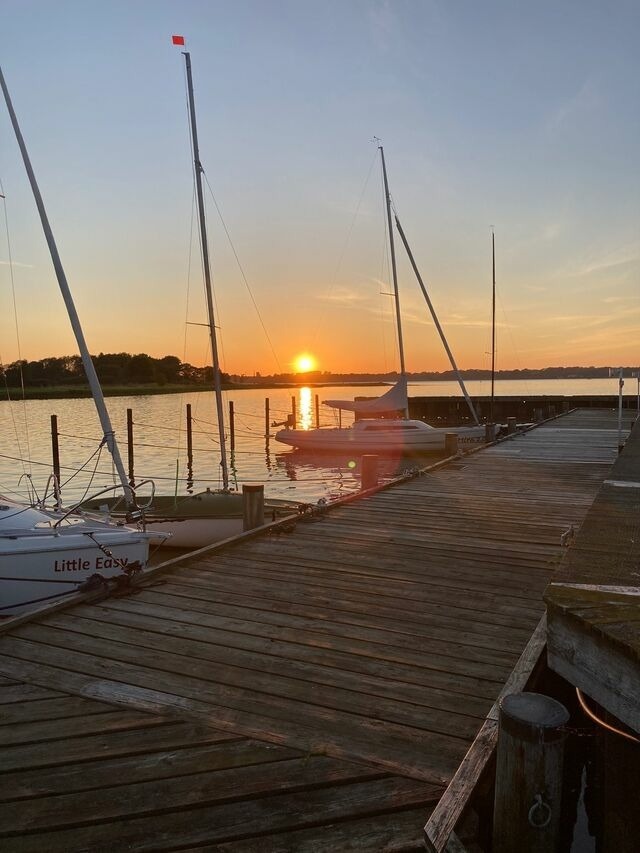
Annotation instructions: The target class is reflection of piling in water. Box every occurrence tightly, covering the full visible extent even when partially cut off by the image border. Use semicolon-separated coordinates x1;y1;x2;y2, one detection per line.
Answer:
186;403;194;493
229;401;235;453
126;408;135;488
50;414;62;508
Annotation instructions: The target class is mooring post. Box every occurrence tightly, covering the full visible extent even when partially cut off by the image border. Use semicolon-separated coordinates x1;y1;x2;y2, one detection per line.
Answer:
126;408;135;487
493;692;569;853
50;414;61;508
507;416;517;434
361;454;379;491
315;393;320;428
485;423;496;444
291;395;297;429
444;433;458;456
229;401;235;453
242;483;264;531
186;403;193;471
264;397;270;440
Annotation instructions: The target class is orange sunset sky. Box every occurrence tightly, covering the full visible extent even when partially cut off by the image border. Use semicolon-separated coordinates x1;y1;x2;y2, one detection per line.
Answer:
1;2;638;376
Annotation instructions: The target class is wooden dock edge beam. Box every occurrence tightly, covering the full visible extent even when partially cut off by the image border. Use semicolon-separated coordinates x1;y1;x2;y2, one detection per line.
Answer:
423;614;548;853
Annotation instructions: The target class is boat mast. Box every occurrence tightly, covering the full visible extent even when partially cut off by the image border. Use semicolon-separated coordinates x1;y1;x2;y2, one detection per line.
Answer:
182;51;229;491
379;144;409;418
0;65;135;508
490;230;496;425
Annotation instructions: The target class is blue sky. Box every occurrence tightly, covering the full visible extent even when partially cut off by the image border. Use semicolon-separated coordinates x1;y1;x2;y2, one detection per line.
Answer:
1;0;639;374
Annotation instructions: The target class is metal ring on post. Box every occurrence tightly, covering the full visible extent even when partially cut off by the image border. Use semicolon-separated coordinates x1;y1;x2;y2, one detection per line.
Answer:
527;794;552;829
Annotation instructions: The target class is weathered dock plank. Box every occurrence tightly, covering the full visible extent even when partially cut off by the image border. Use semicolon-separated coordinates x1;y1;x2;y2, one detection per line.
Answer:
0;408;632;850
0;680;442;852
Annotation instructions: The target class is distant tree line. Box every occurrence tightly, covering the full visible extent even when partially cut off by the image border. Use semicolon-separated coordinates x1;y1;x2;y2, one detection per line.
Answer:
1;353;229;388
2;356;637;390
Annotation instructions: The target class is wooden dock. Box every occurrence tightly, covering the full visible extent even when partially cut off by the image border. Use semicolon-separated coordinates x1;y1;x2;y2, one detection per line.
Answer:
0;408;632;851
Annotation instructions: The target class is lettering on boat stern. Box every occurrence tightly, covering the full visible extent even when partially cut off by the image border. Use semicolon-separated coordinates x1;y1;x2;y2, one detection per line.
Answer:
54;556;129;572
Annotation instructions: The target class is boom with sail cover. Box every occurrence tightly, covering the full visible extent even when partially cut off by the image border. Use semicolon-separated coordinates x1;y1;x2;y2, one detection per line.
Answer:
324;376;408;415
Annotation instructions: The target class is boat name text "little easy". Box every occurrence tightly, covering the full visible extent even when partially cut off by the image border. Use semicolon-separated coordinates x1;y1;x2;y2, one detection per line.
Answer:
54;556;129;572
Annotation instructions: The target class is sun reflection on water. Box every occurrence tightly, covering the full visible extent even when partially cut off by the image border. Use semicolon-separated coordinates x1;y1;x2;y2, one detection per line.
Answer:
299;386;313;430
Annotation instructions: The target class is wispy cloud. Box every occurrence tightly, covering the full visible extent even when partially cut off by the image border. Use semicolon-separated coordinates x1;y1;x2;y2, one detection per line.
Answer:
569;242;640;278
544;77;601;135
0;260;34;269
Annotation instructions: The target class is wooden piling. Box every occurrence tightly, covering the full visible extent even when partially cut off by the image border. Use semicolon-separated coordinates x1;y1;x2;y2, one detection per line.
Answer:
444;433;458;456
315;393;320;429
265;397;270;440
291;395;297;429
360;455;379;491
484;423;495;444
507;416;517;434
50;414;61;507
242;483;264;531
493;692;569;853
186;404;193;471
229;401;235;453
126;408;135;487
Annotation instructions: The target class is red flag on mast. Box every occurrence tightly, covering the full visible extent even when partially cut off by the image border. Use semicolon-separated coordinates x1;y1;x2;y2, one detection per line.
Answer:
172;35;185;45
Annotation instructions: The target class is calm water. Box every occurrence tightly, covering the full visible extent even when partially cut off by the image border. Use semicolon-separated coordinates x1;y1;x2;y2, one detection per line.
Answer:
0;377;630;507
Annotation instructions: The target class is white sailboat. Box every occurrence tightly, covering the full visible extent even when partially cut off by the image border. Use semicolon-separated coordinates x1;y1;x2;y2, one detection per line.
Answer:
276;144;485;454
84;40;292;548
0;65;163;615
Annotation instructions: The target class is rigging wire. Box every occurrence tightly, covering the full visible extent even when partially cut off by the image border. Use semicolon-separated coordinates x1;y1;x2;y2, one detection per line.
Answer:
202;171;282;374
0;179;32;477
311;148;380;353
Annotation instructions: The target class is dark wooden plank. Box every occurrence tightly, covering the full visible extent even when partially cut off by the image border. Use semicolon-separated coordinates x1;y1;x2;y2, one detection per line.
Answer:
207;805;435;853
0;696;110;725
0;755;388;833
1;776;441;852
1;716;235;773
0;739;297;802
0;709;167;747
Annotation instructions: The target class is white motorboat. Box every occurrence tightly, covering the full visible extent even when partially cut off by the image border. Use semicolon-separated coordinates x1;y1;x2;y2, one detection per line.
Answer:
0;499;158;616
276;415;485;453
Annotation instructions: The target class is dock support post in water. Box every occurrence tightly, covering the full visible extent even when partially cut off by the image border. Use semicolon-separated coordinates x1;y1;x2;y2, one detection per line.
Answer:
126;408;135;487
315;393;320;428
360;455;379;491
445;433;458;456
229;401;235;453
485;423;496;444
50;414;61;509
493;692;569;853
242;483;264;531
186;404;193;471
291;395;297;429
507;417;517;435
265;398;270;440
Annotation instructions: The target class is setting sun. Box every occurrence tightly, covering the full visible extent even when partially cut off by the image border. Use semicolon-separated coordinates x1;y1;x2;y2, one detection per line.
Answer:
294;353;317;373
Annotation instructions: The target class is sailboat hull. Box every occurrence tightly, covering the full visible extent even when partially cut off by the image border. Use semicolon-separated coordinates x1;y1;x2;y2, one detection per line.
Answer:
83;491;297;549
275;420;485;453
0;501;153;617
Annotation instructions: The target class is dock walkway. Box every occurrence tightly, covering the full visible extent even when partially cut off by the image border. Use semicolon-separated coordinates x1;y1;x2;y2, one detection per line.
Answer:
0;409;631;850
